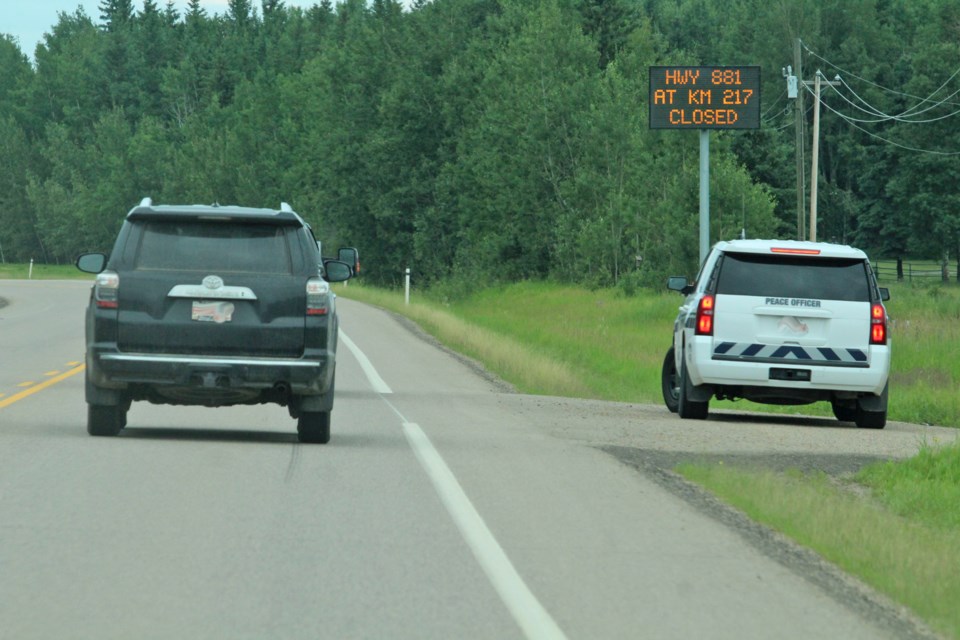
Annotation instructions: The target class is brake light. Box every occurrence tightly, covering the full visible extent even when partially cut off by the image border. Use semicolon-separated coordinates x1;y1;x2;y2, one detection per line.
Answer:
770;247;821;255
870;303;887;345
306;278;330;316
696;294;715;335
94;271;120;309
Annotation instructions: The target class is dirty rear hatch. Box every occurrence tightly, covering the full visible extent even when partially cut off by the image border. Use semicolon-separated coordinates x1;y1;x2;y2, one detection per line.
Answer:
116;219;306;358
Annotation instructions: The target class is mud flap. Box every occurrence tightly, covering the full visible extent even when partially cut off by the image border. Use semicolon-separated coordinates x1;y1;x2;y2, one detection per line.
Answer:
858;383;888;412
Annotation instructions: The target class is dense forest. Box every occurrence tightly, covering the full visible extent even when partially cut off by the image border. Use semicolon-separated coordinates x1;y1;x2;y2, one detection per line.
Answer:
0;0;958;289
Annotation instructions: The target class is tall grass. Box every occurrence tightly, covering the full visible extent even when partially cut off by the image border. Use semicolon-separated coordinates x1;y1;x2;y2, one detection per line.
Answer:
339;281;680;402
337;285;590;397
884;283;960;426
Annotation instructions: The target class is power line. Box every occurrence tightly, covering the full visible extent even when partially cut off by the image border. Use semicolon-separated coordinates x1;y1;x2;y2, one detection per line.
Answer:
801;40;960;116
821;77;960;124
801;81;960;155
762;88;787;119
830;75;960;123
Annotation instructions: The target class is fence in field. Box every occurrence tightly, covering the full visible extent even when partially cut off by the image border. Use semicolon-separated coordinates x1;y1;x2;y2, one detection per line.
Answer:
874;261;960;283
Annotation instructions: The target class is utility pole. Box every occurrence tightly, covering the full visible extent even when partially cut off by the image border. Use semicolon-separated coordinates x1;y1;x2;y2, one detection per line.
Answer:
806;70;839;242
786;42;840;242
809;72;823;242
793;39;804;240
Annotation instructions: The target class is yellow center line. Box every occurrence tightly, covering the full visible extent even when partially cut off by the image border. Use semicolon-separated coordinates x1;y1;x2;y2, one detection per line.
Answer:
0;364;86;410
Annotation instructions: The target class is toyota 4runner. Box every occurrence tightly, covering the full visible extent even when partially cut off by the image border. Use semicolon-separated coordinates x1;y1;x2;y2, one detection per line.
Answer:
76;198;353;443
661;239;891;428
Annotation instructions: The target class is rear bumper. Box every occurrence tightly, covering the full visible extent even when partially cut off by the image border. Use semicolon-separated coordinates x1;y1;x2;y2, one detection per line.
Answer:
686;337;890;396
87;347;334;396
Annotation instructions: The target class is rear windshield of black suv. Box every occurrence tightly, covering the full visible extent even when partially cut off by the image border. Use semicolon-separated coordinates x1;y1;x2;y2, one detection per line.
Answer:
715;253;871;302
134;221;293;274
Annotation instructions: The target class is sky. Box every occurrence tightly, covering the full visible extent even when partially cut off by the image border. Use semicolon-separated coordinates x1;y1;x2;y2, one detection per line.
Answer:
0;1;372;62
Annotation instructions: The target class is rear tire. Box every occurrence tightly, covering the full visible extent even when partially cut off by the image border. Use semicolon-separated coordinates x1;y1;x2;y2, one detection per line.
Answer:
855;408;886;429
298;411;331;443
87;404;126;437
677;357;709;420
831;400;857;423
661;348;679;413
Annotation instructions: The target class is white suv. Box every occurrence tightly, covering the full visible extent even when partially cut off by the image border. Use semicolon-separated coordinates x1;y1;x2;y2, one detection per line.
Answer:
662;240;891;428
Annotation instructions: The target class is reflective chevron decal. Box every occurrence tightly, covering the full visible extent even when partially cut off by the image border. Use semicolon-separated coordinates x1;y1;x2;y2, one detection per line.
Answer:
713;342;868;366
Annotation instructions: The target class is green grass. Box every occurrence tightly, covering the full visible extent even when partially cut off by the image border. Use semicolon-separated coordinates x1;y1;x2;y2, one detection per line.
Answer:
678;449;960;639
0;262;89;280
338;281;676;401
338;278;960;638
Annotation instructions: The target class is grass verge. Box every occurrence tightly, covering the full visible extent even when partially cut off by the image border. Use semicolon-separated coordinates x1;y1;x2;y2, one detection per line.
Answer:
0;263;88;280
678;443;960;639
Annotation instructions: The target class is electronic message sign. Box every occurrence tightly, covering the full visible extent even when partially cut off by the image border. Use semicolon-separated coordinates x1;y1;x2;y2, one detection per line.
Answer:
649;66;761;130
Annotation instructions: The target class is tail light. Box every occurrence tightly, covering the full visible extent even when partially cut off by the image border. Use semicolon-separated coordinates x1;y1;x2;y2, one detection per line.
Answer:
306;278;331;316
695;294;715;336
870;303;887;345
94;271;120;309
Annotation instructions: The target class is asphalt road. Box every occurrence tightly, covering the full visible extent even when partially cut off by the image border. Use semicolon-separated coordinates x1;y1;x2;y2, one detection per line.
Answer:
1;280;955;640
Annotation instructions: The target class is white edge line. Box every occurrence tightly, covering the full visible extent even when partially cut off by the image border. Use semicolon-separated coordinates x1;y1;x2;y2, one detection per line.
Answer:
402;421;567;640
339;328;565;638
338;329;393;394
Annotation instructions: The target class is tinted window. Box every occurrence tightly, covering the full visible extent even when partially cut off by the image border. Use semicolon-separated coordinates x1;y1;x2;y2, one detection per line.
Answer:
134;222;292;274
716;253;870;302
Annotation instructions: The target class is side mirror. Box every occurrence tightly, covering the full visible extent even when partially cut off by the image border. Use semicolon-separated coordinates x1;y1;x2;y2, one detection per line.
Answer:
76;253;107;274
667;276;693;295
323;259;353;283
879;287;890;302
338;247;360;276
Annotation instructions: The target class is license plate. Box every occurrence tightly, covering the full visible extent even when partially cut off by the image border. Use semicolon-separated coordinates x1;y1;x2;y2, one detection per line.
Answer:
769;367;811;381
191;301;235;323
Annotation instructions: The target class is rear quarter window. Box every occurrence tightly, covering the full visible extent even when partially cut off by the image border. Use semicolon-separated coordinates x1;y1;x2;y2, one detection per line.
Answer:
134;222;293;274
715;253;871;302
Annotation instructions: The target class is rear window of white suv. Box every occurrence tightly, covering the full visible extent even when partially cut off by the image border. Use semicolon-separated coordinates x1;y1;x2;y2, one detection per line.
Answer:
714;253;871;302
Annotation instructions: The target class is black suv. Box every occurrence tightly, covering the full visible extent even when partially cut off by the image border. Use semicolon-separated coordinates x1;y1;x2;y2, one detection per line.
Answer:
76;198;353;443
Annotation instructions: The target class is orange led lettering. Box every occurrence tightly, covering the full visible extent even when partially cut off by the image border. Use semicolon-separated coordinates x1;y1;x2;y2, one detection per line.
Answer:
665;69;700;85
650;66;760;129
711;69;742;85
688;89;712;105
668;109;740;126
653;89;677;105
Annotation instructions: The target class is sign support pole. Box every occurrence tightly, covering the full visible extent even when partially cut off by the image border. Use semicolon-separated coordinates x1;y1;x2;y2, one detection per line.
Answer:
699;130;710;266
